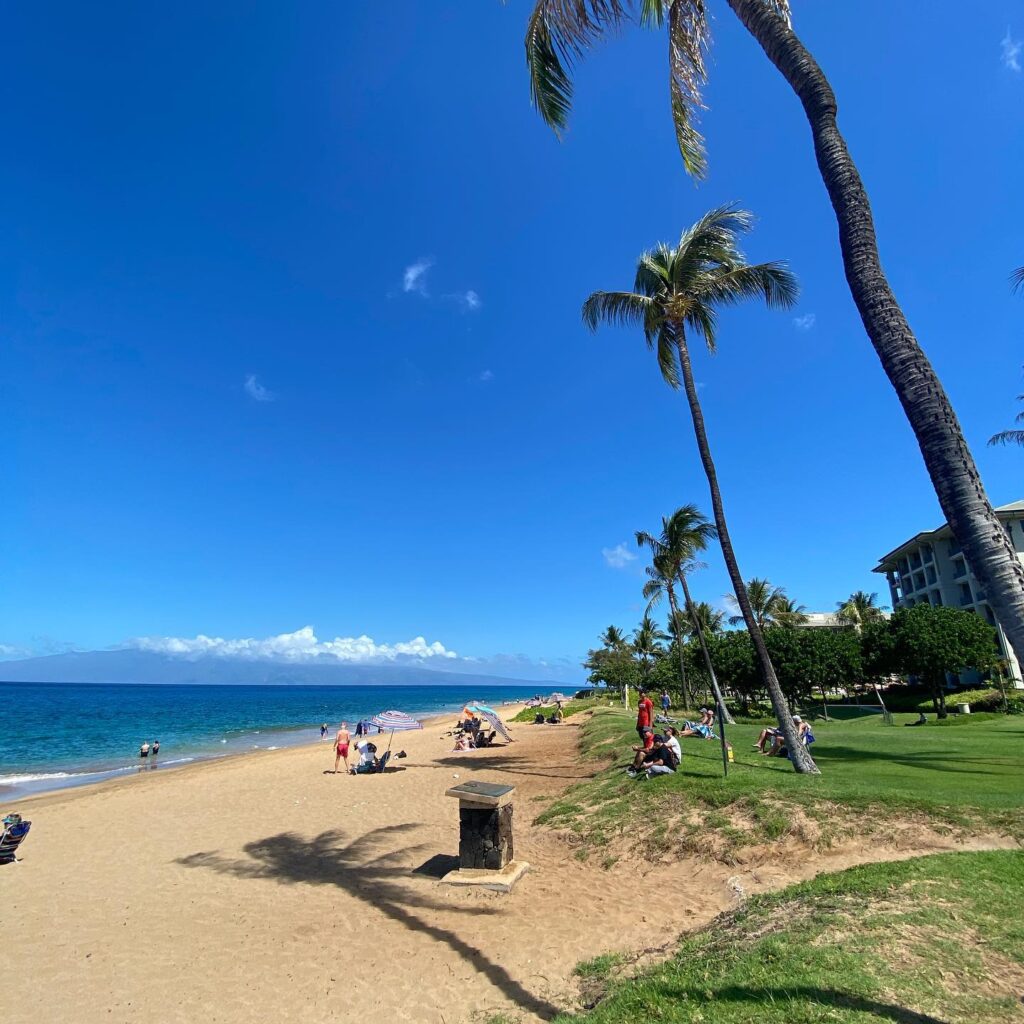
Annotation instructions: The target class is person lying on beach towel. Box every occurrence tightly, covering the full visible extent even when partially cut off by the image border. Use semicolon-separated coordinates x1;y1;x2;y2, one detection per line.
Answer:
452;734;475;752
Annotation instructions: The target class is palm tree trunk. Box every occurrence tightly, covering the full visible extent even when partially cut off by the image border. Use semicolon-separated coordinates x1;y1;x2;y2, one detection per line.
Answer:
679;573;735;725
727;0;1024;672
665;583;692;707
674;330;818;773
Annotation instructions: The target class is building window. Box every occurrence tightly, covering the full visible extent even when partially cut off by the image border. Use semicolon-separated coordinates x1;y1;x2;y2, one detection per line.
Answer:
959;583;972;606
932;590;943;606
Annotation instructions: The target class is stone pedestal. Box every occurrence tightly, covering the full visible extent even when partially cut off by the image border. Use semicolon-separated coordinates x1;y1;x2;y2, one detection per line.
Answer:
442;781;529;892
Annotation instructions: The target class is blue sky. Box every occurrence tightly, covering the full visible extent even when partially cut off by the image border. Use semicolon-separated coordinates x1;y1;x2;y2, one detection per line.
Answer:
2;2;1022;681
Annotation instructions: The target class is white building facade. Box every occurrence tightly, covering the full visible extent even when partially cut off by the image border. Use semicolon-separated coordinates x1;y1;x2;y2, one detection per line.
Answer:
873;500;1024;687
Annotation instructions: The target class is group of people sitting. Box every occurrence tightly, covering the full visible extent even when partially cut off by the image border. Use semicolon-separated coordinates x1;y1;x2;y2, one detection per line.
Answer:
628;725;682;778
533;701;564;725
753;715;814;758
451;714;498;751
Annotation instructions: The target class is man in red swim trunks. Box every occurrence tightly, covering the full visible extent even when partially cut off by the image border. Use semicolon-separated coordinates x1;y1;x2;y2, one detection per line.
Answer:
636;689;654;742
333;721;351;774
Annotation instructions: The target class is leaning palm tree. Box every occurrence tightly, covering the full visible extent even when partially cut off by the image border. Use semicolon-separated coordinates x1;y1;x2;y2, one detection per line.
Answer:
520;0;1024;679
773;597;809;629
583;208;815;771
836;590;885;630
726;577;788;629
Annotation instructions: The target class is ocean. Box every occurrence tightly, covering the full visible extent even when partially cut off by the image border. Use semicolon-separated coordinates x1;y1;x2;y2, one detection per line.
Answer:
0;680;549;801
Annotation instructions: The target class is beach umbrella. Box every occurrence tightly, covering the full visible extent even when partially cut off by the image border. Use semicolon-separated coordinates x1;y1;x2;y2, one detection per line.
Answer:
368;709;424;751
465;703;513;744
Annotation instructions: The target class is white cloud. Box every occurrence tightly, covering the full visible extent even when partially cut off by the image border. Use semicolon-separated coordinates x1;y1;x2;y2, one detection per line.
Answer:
125;626;457;663
0;643;26;660
602;543;637;569
479;369;495;382
403;258;433;295
244;374;275;402
793;313;816;331
1002;28;1022;72
460;290;481;311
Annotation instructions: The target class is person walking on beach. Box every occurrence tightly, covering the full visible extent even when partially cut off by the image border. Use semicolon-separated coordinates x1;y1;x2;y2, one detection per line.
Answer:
333;722;351;774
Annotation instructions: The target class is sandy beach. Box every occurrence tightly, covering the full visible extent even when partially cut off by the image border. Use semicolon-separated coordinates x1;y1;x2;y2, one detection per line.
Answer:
1;706;1006;1024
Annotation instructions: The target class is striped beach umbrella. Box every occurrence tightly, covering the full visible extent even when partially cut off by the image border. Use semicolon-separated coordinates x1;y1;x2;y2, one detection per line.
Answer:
368;709;423;751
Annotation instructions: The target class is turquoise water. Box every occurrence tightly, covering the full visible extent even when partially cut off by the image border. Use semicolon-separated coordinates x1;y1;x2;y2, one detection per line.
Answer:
0;680;543;801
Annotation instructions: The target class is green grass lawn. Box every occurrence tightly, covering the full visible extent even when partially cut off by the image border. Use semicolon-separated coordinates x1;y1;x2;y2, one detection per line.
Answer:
564;850;1024;1023
535;709;1024;857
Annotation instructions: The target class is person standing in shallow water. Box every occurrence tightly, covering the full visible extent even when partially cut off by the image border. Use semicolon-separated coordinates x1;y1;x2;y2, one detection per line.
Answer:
333;722;351;774
320;723;328;741
151;739;160;762
139;741;150;763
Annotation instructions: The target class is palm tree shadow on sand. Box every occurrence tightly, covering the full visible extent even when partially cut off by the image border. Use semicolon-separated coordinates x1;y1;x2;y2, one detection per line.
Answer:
176;823;561;1020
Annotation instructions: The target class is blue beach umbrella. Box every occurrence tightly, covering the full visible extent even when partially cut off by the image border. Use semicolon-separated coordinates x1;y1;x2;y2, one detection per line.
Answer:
368;709;423;751
465;703;513;743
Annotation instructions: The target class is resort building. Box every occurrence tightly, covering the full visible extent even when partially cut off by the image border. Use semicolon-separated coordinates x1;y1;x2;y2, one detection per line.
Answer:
797;611;890;630
873;500;1024;687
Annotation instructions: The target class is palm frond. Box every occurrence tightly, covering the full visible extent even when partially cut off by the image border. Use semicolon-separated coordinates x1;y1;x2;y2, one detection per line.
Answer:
667;0;709;179
581;290;652;332
656;325;681;388
1011;266;1024;293
638;0;666;28
524;1;634;132
684;301;718;353
696;261;799;311
670;205;753;291
988;429;1024;447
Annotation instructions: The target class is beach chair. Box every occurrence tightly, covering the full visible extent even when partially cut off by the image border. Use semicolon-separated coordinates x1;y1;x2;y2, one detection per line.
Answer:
373;751;392;774
1;815;31;864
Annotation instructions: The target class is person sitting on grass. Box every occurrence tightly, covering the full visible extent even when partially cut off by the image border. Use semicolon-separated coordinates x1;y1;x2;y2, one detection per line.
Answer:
664;726;682;767
643;734;679;777
769;716;813;758
753;724;781;753
679;710;715;739
547;702;564;724
628;726;655;772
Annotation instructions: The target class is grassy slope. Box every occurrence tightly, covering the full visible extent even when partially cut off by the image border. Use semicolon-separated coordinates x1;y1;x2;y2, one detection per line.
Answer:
567;850;1024;1024
536;709;1024;856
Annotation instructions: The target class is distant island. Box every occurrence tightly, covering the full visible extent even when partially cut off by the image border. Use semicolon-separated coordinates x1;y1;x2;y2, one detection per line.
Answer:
0;649;565;688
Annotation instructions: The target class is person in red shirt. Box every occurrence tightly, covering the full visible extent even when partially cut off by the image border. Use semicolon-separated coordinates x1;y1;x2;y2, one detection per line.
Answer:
628;726;655;774
636;689;654;742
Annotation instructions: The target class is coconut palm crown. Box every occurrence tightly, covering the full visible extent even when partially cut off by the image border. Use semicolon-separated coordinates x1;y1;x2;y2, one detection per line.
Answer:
582;206;797;389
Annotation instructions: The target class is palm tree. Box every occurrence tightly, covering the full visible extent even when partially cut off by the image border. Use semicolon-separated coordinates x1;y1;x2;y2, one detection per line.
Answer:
773;597;808;628
684;601;725;637
726;577;789;629
640;553;693;706
1012;267;1024;293
600;624;628;650
836;590;885;630
520;0;1024;684
631;612;665;684
583;209;815;771
637;503;733;719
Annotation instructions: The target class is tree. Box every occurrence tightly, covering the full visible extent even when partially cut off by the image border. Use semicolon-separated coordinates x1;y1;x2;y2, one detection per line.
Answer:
726;577;789;628
520;0;1024;689
631;612;666;685
584;644;641;696
764;627;861;705
638;503;734;721
600;625;628;650
582;209;815;771
773;597;809;629
836;590;886;630
887;605;1000;718
639;549;693;706
682;601;725;638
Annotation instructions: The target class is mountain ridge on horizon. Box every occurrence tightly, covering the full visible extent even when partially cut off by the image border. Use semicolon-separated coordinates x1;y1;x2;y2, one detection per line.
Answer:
0;648;571;688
